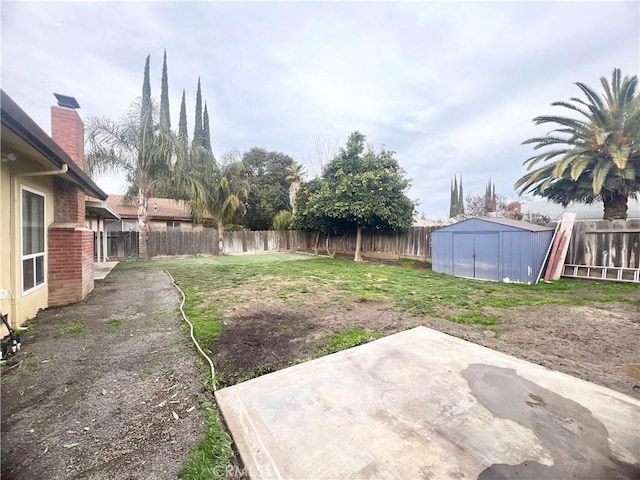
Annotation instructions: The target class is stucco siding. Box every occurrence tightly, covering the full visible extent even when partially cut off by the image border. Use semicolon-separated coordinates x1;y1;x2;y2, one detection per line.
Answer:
1;161;55;332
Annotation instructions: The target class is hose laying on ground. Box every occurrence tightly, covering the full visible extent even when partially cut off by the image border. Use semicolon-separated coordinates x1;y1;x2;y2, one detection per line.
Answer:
165;270;217;391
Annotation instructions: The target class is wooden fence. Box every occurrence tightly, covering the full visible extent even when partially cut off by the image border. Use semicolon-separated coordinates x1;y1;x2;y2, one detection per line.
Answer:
222;230;311;254
107;231;138;259
147;229;218;257
566;219;640;268
222;227;437;260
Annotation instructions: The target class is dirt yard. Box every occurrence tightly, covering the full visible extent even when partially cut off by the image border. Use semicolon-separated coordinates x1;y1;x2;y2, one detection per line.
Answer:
1;270;208;480
213;289;640;399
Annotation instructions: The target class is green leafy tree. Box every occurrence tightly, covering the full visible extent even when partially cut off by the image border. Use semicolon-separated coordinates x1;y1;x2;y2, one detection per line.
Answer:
302;131;415;262
285;162;305;214
272;210;294;230
293;178;325;231
241;148;296;230
86;54;204;258
293;177;326;255
515;68;640;220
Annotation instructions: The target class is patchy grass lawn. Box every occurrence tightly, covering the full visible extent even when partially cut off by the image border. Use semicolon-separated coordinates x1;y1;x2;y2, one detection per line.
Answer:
117;253;640;478
119;253;638;341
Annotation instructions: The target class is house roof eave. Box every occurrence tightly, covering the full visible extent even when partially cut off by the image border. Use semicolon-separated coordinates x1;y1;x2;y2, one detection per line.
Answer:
1;89;107;201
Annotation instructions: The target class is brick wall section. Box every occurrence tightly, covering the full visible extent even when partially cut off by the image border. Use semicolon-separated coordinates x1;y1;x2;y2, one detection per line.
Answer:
53;177;85;224
48;104;94;306
48;227;94;307
51;105;85;170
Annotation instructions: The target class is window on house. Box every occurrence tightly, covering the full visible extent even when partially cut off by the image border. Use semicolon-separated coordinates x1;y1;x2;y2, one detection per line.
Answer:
22;187;46;294
166;221;181;229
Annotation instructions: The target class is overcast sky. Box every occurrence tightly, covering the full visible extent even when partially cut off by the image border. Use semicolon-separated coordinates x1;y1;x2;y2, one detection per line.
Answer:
2;1;638;218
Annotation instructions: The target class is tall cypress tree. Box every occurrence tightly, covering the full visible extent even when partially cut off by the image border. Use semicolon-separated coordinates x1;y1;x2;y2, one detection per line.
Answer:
450;176;459;218
449;178;455;218
458;175;464;215
160;49;171;133
203;101;211;152
141;54;153;149
192;77;204;149
178;89;188;144
484;178;496;213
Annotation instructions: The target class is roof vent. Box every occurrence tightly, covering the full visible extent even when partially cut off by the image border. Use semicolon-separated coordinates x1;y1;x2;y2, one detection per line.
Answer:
53;93;80;109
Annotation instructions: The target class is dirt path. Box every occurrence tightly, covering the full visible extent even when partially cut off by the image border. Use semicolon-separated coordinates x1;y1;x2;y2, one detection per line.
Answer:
1;269;206;479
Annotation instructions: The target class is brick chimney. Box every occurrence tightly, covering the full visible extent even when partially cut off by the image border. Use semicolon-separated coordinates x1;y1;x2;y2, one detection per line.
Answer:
48;93;95;306
51;95;85;171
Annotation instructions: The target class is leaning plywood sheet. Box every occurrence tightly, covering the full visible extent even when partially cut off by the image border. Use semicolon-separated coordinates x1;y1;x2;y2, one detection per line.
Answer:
216;327;639;480
545;213;576;281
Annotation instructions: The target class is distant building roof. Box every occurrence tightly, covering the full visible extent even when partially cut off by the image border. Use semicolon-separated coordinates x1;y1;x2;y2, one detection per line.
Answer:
520;198;640;220
412;217;449;227
106;195;210;222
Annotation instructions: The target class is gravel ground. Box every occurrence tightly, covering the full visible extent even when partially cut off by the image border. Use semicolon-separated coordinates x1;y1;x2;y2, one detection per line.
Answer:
1;269;208;480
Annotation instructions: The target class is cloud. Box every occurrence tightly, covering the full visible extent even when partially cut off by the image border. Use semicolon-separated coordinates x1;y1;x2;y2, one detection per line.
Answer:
2;1;638;219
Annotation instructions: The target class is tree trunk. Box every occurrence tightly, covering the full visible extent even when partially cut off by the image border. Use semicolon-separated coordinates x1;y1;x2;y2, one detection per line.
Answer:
325;233;335;258
313;231;320;256
289;181;300;214
217;220;224;255
137;190;149;259
354;224;363;262
603;192;628;220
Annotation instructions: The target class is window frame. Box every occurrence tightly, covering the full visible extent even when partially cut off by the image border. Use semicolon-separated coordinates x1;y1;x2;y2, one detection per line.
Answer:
21;185;47;296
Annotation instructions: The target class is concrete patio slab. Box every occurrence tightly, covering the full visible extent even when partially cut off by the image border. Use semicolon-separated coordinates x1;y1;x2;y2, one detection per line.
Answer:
93;261;118;280
216;326;640;480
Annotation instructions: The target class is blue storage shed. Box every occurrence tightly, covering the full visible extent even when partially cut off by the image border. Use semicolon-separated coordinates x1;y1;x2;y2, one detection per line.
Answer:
431;218;554;283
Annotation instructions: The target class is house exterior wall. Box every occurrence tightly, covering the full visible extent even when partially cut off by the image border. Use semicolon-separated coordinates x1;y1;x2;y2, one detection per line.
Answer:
0;160;56;333
2;91;107;338
148;219;205;232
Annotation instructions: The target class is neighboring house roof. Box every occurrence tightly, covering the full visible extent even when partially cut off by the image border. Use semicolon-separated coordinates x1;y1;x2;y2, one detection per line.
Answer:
437;217;553;232
520;198;640;220
0;89;107;200
106;195;207;222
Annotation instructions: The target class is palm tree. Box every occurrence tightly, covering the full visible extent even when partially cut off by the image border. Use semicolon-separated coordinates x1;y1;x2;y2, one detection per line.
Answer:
515;68;640;220
191;152;249;254
285;163;306;214
86;99;205;258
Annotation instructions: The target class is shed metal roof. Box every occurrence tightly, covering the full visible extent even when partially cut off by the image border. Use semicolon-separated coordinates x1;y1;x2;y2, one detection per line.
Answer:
436;217;553;232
